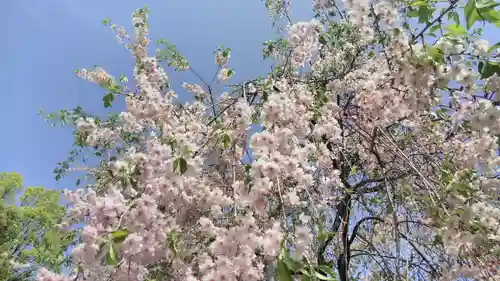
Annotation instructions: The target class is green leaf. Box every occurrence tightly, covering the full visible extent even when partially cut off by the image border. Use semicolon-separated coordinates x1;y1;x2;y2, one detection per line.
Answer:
222;133;231;149
96;241;110;263
478;8;500;26
315;270;338;281
173;158;179;172
445;24;466;35
371;196;383;204
156;41;189;71
281;250;304;272
427;46;445;63
465;0;480;29
410;0;428;6
111;229;129;243
417;5;435;24
407;9;419;18
107;243;117;265
488;42;500;54
277;259;293;281
479;61;500;78
350;165;358;175
319;35;327;45
103;93;114;108
167;231;179;257
475;0;500;9
173;157;188;174
317;229;334;243
448;11;460;25
315;265;337;277
251;111;260;124
179;157;188;174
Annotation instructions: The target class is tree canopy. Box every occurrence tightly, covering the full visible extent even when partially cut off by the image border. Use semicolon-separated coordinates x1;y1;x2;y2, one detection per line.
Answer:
34;0;500;281
0;172;75;281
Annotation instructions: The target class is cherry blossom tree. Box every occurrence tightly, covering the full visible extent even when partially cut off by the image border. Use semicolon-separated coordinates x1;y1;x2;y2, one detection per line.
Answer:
37;0;500;280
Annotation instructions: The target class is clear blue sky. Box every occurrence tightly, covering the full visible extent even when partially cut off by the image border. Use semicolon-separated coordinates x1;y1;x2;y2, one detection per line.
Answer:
0;0;311;190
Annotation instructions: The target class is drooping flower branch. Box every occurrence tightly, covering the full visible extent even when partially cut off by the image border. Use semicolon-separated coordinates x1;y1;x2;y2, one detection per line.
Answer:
37;1;500;281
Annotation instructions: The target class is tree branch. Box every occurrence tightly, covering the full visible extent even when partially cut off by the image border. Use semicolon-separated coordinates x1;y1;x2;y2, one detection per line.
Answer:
410;0;459;44
400;233;440;278
348;216;384;246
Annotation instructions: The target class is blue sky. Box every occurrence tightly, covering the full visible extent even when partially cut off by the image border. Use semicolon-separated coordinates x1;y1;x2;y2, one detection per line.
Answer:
0;0;311;190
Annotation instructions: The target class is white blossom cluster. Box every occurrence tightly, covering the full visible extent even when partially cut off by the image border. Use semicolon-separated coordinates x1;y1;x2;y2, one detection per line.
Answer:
287;20;323;68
